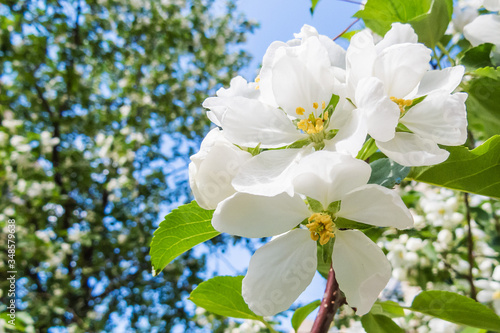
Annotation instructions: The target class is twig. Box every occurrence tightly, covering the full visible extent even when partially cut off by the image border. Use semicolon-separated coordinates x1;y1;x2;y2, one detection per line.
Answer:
337;0;364;5
333;18;361;41
311;265;346;333
464;193;477;300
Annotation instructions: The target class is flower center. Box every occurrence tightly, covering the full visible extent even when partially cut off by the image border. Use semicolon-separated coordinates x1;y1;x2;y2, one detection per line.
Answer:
306;212;336;245
390;97;412;114
296;102;328;135
493;291;500;300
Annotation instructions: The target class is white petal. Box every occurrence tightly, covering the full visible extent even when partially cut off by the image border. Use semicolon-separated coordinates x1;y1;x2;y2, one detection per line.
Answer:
337;184;413;229
477;290;494;303
232;148;310;197
483;0;500;11
464;14;500;47
212;192;309;238
377;132;450;166
373;43;431;98
212;97;304;148
189;129;251;209
325;108;367;157
259;41;288;107
401;92;468;146
355;77;399;142
346;30;377;96
293;152;371;207
242;229;317;316
375;23;418;52
417;66;465;96
333;230;392;316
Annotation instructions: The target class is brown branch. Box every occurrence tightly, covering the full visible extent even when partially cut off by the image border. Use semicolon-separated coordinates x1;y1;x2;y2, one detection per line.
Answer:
464;193;477;300
333;18;361;41
311;265;346;333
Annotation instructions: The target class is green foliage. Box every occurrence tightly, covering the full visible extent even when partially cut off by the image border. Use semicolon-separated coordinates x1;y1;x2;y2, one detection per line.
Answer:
291;300;321;332
463;67;500;138
355;0;452;47
409;291;500;331
361;313;404;333
371;301;405;318
0;0;255;331
408;136;500;199
368;158;410;189
459;44;495;71
150;201;219;276
189;276;262;320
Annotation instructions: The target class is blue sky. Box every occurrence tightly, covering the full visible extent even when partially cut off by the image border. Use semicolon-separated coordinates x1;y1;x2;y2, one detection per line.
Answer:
237;0;362;80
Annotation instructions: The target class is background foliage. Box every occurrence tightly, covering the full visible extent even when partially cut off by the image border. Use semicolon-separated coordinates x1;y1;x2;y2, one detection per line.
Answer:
0;0;255;331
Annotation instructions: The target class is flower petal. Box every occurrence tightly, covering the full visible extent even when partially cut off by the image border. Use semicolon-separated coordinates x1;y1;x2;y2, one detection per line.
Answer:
355;77;399;142
325;108;367;157
293;151;371;207
416;66;465;96
373;43;431;98
377;132;450;166
242;229;317;316
212;192;309;238
189;134;252;210
401;92;468;146
464;14;500;47
207;96;304;148
483;0;500;11
346;30;377;95
337;184;413;229
232;148;310;197
333;230;392;316
375;23;418;52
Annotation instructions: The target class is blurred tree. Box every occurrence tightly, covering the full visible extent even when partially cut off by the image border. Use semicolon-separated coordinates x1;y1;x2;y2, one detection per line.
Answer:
0;0;255;331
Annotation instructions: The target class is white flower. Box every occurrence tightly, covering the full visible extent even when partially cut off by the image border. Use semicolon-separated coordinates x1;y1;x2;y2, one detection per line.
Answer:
212;151;413;316
189;128;252;210
346;23;467;166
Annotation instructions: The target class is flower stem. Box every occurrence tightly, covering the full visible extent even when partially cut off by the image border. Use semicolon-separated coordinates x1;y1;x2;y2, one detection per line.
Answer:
260;319;279;333
311;265;346;333
464;192;477;301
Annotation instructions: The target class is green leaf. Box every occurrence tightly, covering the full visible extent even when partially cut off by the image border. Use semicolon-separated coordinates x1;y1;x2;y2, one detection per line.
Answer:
408;0;453;48
371;300;405;318
459;43;495;71
310;0;320;14
189;276;262;320
335;217;374;230
368;158;411;189
409;291;500;331
150;201;219;276
361;313;405;333
354;0;452;47
464;67;500;138
407;136;500;199
291;300;322;332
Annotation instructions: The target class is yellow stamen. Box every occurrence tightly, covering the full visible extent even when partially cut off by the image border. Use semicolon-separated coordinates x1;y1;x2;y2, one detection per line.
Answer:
306;213;336;245
322;101;326;109
296;107;305;115
313;102;319;109
255;76;260;83
297;116;324;134
323;112;329;120
255;85;260;90
493;291;500;300
390;96;413;113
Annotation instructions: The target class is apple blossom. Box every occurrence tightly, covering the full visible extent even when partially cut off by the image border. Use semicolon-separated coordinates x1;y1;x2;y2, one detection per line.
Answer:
345;23;467;166
211;151;413;316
